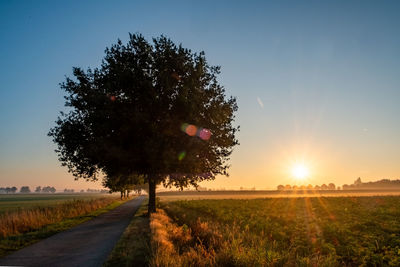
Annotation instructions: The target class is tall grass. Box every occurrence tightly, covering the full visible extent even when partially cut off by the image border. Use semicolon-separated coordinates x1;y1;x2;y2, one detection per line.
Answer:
0;197;117;238
150;209;221;267
156;197;400;266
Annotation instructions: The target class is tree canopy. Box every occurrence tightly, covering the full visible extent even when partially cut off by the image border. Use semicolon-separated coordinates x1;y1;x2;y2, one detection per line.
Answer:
49;33;239;212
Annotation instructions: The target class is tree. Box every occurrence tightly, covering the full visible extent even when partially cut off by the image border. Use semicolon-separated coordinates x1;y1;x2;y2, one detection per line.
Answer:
64;188;74;193
133;183;148;195
10;186;17;193
321;184;328;190
284;185;292;190
328;183;336;190
277;185;284;191
42;186;56;193
49;34;239;213
35;186;42;193
20;186;31;193
354;177;362;185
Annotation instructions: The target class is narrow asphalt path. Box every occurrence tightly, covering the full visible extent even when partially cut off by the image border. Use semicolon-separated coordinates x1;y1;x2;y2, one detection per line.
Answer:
0;196;145;267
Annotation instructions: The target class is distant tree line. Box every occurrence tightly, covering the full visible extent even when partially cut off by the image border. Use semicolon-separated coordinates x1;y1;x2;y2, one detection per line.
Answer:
34;186;56;193
0;187;17;194
0;186;115;194
342;178;400;190
0;186;56;194
63;189;75;193
277;183;337;191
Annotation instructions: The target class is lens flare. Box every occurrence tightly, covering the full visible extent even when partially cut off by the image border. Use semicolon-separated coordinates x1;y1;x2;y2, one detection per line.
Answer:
178;151;186;161
199;128;211;140
186;125;197;136
181;123;211;140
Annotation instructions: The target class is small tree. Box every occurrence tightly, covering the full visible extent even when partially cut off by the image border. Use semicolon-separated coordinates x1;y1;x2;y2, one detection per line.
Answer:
11;186;17;193
20;186;31;193
354;177;362;185
35;186;42;193
49;34;239;213
277;185;284;191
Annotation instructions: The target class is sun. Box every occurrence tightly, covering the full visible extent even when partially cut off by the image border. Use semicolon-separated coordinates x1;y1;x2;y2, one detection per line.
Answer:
291;164;310;180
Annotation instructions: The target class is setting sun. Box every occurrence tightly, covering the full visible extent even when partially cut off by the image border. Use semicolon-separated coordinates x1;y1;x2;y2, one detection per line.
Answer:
291;164;309;180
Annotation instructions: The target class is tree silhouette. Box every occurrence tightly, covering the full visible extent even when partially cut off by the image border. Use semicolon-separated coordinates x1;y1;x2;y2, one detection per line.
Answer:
49;34;239;213
20;186;31;193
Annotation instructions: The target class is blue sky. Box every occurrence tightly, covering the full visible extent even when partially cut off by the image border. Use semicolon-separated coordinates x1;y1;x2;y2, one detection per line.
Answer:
1;0;399;190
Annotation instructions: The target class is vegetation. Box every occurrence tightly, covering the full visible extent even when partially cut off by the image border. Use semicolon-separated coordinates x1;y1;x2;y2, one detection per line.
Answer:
104;200;151;266
147;196;400;266
48;33;239;213
0;194;115;214
0;196;125;257
0;187;17;194
343;178;400;190
0;197;120;238
277;183;337;191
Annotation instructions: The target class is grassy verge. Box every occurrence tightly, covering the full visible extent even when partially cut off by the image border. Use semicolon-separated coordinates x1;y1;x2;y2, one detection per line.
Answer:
0;198;129;258
104;199;151;267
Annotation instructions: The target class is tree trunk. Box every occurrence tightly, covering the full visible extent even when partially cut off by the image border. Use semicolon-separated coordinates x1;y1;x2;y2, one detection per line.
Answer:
120;191;123;200
148;176;156;214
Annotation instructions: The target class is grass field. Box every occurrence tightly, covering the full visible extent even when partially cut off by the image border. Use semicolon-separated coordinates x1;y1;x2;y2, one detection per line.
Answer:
157;190;400;202
0;193;115;214
149;196;400;266
0;194;127;258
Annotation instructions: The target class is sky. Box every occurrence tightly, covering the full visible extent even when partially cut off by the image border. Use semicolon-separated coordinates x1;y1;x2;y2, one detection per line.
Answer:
0;0;399;191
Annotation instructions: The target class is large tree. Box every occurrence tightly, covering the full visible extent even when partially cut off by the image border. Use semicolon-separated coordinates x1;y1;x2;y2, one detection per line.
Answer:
49;33;239;213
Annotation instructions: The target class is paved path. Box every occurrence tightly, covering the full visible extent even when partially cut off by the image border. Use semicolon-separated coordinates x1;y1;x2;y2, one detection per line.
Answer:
0;196;145;267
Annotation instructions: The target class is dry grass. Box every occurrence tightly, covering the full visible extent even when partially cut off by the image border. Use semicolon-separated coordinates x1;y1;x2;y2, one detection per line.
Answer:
158;191;400;202
150;209;222;267
160;197;400;266
0;197;118;238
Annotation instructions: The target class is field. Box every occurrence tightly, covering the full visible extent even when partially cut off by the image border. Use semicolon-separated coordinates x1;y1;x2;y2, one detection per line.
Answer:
157;190;400;202
0;194;125;257
0;193;115;214
149;196;400;266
